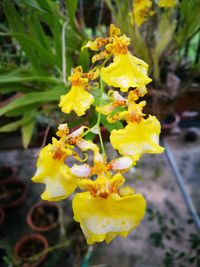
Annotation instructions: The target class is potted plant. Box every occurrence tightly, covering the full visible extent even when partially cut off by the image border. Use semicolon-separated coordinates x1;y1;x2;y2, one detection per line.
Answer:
27;201;59;232
0;178;28;209
161;112;180;135
14;233;48;267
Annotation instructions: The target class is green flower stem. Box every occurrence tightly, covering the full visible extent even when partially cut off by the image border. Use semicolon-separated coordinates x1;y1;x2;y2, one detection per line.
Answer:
98;77;106;158
102;55;111;67
82;78;106;157
62;21;68;84
59;202;67;242
97;110;106;157
13;240;70;266
83;56;111;138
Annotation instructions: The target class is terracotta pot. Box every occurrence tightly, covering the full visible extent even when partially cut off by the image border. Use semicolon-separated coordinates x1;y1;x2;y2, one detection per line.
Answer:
0;208;5;227
161;113;180;135
14;233;48;267
0;166;15;185
0;178;28;209
27;201;59;232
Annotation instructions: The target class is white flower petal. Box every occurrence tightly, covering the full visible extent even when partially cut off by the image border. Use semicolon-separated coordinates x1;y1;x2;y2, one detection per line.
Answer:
58;123;68;131
110;156;133;170
71;164;91;177
43;177;67;198
77;140;98;152
90;125;98;134
68;126;86;138
94;152;104;163
112;91;127;102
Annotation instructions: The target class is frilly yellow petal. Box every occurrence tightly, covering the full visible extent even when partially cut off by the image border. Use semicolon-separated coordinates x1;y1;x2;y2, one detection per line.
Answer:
82;40;99;51
59;86;94;116
32;145;78;201
101;53;152;92
110;115;164;159
72;189;146;244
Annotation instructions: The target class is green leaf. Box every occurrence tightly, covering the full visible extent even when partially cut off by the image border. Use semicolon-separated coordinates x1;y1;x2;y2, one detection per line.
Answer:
3;0;25;33
3;0;40;71
0;114;35;132
85;132;95;141
35;0;52;12
22;118;35;148
28;13;52;53
20;0;47;13
0;85;67;116
152;14;176;81
0;120;24;132
36;1;63;68
174;0;200;47
65;0;78;28
5;103;40;117
78;47;90;71
0;74;59;84
0;84;34;94
2;0;55;71
133;27;151;66
100;115;123;132
4;32;56;66
155;15;176;58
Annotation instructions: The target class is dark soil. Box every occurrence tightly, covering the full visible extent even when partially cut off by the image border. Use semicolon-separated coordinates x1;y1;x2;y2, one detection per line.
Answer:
32;205;59;227
0;182;25;205
17;239;44;258
0;166;13;180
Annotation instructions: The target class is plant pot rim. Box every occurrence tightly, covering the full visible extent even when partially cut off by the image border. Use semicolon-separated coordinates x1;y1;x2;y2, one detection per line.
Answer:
14;233;48;267
0;165;16;185
0;178;28;209
161;113;180;130
27;201;59;232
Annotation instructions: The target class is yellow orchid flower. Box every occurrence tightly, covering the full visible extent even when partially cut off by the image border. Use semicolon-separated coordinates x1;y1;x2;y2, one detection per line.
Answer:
133;0;153;27
83;24;152;91
96;90;127;116
101;53;152;92
71;148;133;180
110;115;164;160
106;100;146;124
158;0;176;8
73;175;146;244
82;24;121;53
59;67;95;116
59;86;94;116
32;143;77;201
97;88;147;124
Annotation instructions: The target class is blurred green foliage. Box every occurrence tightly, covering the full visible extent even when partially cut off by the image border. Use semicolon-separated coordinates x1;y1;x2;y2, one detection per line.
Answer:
0;0;89;148
105;0;200;83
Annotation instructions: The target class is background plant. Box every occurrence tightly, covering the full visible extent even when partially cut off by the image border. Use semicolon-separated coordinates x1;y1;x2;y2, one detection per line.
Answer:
0;0;90;148
104;0;200;85
147;206;200;267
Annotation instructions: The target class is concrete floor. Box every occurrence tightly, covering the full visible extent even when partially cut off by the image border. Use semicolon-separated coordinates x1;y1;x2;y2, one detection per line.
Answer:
0;131;199;267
